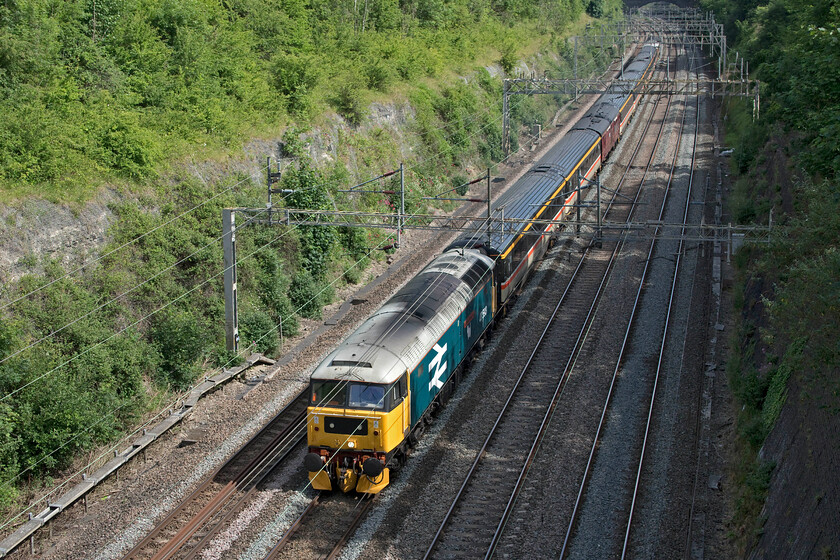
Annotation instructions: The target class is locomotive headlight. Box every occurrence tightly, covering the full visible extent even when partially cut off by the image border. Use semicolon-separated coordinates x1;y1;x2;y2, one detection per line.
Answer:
348;441;356;449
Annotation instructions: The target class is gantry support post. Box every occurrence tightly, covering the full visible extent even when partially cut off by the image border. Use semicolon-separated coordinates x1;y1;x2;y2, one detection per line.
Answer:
223;209;239;352
487;167;492;236
596;177;602;243
503;80;510;157
576;169;582;234
398;163;404;248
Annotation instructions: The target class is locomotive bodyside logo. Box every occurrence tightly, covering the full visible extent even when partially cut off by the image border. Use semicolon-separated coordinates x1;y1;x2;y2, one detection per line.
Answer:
428;343;448;392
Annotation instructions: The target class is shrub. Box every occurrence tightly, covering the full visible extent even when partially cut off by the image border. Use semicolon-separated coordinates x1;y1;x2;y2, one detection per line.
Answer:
101;115;161;179
452;173;469;195
332;77;367;125
272;53;319;116
586;0;604;18
239;309;279;355
151;310;205;389
290;270;330;318
0;403;20;508
343;262;364;284
365;58;394;92
500;39;517;75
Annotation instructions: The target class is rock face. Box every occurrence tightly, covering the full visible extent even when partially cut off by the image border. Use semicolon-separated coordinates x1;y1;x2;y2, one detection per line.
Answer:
0;100;419;289
751;373;840;559
0;196;115;285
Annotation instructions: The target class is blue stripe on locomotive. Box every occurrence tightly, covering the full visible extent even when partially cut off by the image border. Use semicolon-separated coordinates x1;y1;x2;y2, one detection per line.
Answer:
409;277;494;425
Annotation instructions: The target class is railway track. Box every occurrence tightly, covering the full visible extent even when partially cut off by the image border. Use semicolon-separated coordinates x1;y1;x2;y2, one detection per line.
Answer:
116;29;703;560
423;43;681;560
108;46;646;560
620;44;702;560
122;391;309;560
558;42;703;559
263;492;375;560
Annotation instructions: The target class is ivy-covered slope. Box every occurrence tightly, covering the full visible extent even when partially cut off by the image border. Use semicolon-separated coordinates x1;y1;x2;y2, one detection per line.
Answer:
0;0;617;202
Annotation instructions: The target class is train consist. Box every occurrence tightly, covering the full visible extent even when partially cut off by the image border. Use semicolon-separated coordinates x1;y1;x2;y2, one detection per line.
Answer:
303;44;658;494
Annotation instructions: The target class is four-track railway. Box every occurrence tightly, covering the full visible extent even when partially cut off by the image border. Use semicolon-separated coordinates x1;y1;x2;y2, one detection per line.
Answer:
102;25;715;560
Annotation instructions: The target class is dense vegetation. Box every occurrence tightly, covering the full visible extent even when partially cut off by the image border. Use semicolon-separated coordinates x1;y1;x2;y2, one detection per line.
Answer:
0;0;617;201
701;0;840;548
0;0;622;519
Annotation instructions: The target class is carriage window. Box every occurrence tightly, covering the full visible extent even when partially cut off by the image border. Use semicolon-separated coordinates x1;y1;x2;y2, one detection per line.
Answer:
348;383;386;409
311;380;346;408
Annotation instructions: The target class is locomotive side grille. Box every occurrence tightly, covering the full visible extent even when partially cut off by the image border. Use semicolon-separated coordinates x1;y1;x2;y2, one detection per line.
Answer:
324;416;368;436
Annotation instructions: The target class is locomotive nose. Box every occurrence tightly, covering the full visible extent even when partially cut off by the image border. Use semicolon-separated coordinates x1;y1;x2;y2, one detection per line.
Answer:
304;452;324;472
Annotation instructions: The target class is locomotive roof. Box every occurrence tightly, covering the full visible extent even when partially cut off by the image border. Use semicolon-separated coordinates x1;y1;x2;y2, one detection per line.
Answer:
310;249;494;386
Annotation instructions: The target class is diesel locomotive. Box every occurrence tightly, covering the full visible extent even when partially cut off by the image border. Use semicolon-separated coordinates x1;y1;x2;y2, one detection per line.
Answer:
303;44;658;494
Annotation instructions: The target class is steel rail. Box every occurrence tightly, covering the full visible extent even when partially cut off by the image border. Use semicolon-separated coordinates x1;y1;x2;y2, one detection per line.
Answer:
325;495;376;560
263;493;323;560
484;44;682;560
682;59;717;560
263;493;375;560
620;44;702;559
559;39;690;559
178;423;308;560
424;40;676;560
122;391;308;559
149;418;307;560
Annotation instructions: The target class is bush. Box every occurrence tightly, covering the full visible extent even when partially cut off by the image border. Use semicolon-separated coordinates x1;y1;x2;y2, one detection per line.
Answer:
290;270;330;318
500;39;517;75
0;403;20;508
586;0;604;18
332;77;367;125
365;58;394;92
272;53;319;117
239;309;279;355
151;310;205;389
101;115;162;179
452;173;469;196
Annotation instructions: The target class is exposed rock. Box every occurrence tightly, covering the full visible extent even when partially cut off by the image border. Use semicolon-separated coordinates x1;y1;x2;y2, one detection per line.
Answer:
0;195;116;286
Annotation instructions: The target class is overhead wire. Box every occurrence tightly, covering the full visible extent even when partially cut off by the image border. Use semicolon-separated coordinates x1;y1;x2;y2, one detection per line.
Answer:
0;36;618;520
0;165;271;313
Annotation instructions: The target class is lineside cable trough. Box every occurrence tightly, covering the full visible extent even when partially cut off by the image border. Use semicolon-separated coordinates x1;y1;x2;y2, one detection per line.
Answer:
0;353;273;558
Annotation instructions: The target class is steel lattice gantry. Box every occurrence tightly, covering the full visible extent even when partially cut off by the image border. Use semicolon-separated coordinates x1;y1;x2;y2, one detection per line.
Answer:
501;7;757;156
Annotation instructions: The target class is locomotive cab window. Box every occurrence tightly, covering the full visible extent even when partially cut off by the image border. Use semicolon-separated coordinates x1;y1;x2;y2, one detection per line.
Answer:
348;383;386;409
311;380;347;408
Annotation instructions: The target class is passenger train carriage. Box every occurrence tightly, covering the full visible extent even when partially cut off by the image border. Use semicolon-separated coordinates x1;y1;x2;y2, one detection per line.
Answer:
303;44;658;494
450;43;657;310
